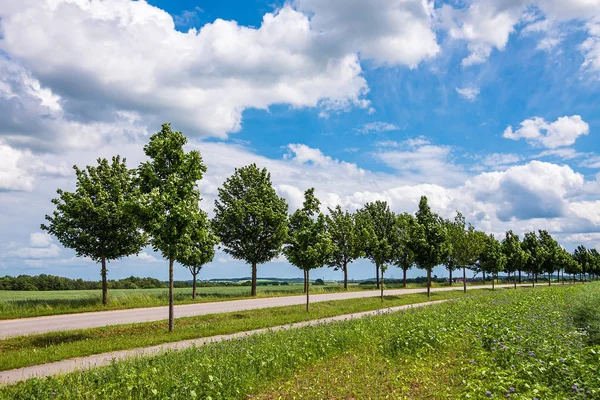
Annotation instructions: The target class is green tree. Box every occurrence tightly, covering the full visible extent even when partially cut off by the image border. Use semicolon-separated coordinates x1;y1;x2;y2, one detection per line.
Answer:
413;196;447;297
479;234;507;290
522;231;546;287
539;230;560;285
42;156;146;306
502;230;528;289
556;246;578;284
588;248;600;280
441;218;458;285
573;245;591;282
392;213;416;288
356;201;396;289
138;123;207;332
447;212;487;293
284;188;334;311
213;164;288;296
325;206;363;290
176;215;218;299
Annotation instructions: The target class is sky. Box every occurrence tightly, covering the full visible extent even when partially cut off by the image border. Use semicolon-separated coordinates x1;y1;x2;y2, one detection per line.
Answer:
0;0;599;283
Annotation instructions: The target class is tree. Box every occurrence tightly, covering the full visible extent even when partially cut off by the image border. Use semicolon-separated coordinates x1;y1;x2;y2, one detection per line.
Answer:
539;230;560;285
42;156;146;306
138;123;207;332
446;212;487;293
522;231;546;287
413;196;447;297
502;230;528;289
326;206;363;290
573;245;591;282
556;247;578;284
479;234;506;290
176;215;218;299
356;201;396;289
392;213;416;288
284;188;334;311
441;218;458;285
213;164;288;296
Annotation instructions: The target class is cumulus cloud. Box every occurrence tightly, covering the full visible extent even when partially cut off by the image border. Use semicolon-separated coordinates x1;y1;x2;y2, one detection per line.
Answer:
441;0;600;66
503;115;590;149
456;86;480;100
10;232;61;259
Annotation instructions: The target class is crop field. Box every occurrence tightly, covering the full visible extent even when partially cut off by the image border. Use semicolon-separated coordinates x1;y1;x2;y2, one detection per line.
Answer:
1;283;598;399
0;281;483;319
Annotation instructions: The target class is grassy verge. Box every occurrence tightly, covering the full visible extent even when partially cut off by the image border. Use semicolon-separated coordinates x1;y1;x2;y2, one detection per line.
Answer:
0;290;467;371
0;281;504;320
2;284;596;399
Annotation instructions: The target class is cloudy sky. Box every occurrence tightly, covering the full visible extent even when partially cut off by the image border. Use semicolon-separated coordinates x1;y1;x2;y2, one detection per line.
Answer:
1;0;599;282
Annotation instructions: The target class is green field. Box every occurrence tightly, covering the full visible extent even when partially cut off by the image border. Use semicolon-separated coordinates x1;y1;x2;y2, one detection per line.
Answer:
2;283;598;399
0;290;464;371
0;281;487;319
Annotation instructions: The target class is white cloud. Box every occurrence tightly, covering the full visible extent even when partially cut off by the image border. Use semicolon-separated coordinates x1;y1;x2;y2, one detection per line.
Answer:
355;122;400;134
503;115;590;149
135;251;162;263
455;86;480;100
581;17;600;73
10;233;61;259
480;153;522;170
0;140;70;191
29;232;53;248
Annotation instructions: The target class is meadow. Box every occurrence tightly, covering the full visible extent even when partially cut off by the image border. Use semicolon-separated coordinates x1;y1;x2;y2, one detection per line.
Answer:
0;281;486;319
1;283;597;399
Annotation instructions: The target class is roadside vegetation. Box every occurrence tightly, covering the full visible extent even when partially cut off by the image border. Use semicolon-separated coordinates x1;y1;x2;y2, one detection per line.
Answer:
1;284;598;399
0;291;466;371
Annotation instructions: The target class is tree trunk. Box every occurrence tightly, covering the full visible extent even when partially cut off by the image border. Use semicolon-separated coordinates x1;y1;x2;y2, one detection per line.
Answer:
449;268;453;286
192;270;197;300
532;272;535;287
169;256;174;332
535;273;538;283
427;268;431;298
463;266;467;294
251;262;257;296
518;270;521;284
306;270;310;312
548;272;551;286
492;274;495;290
303;270;308;293
343;261;348;290
380;269;384;302
376;264;380;289
513;271;517;289
101;255;108;306
562;269;564;285
403;268;407;288
483;271;486;284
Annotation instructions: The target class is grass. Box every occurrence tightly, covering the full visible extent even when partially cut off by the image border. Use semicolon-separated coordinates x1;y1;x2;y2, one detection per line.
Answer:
0;281;498;319
2;284;597;399
0;290;466;371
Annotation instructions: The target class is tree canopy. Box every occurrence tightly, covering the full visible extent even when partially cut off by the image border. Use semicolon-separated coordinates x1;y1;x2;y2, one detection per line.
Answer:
326;206;363;289
212;163;288;296
42;156;146;305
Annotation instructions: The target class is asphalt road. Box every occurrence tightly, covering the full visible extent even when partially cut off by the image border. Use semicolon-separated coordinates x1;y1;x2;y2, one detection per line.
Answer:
0;284;524;339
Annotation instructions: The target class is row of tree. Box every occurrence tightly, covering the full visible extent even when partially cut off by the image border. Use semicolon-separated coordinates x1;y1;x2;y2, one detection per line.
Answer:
42;124;599;331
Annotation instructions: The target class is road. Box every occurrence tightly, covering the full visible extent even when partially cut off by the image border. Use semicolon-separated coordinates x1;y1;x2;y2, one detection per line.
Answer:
0;284;524;339
0;301;447;385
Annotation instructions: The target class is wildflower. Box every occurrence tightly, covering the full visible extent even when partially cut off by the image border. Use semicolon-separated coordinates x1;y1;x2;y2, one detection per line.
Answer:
572;385;578;391
485;391;492;397
509;387;514;393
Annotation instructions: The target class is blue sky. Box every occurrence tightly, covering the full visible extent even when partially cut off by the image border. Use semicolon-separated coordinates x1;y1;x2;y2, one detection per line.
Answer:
0;0;599;282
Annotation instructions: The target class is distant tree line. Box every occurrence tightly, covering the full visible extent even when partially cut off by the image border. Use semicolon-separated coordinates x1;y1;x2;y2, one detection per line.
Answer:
0;275;164;291
40;123;600;331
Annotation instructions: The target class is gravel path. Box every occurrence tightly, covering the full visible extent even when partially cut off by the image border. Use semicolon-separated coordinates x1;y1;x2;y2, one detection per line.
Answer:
0;300;448;385
0;284;525;339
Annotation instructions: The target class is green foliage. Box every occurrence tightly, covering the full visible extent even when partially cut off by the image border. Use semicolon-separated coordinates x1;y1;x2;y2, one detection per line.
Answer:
539;229;560;276
570;283;600;344
138;123;206;261
447;212;487;273
42;156;146;263
213;164;288;296
176;216;218;276
502;230;528;274
284;189;334;278
522;231;547;277
573;245;593;276
356;200;396;284
391;213;416;273
479;234;507;281
325;206;363;285
412;196;447;289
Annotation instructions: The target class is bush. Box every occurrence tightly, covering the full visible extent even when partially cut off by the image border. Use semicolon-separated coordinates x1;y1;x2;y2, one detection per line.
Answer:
314;279;325;285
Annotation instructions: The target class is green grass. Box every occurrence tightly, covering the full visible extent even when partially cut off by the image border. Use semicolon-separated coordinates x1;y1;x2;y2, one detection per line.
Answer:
0;290;465;371
0;281;496;319
2;284;597;399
